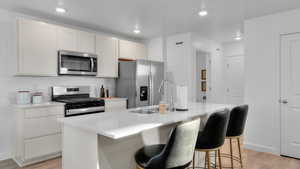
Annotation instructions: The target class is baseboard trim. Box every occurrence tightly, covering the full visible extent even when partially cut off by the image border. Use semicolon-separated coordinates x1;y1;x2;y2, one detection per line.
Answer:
0;152;12;161
244;142;279;155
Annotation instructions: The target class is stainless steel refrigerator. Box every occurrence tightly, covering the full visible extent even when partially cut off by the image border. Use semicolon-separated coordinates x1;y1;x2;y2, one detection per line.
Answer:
116;60;164;108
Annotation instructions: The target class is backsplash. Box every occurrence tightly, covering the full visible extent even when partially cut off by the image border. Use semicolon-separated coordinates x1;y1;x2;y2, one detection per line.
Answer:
11;76;115;104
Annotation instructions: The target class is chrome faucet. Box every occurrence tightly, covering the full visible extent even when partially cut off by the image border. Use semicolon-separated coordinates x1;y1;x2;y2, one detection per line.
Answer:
158;80;175;112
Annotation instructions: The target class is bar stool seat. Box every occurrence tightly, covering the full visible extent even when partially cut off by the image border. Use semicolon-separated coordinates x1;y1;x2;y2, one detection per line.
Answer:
135;144;165;168
135;118;201;169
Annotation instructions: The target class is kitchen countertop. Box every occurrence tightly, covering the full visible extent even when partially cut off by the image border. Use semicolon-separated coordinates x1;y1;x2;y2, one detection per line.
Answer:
59;102;233;139
101;97;128;101
15;102;65;108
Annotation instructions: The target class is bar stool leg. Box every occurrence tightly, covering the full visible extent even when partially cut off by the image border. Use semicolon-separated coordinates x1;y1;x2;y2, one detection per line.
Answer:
229;139;234;169
217;149;222;169
214;150;217;169
205;151;208;169
207;151;211;169
193;151;195;169
237;137;243;169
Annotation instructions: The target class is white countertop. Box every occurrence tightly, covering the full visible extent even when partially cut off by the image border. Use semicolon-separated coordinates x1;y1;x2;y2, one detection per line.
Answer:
15;102;65;109
59;102;233;139
101;97;128;102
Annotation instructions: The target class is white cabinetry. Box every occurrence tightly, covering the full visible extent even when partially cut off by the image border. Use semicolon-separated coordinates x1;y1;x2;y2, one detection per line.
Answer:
14;103;64;167
96;35;118;78
17;19;58;76
135;42;147;60
147;37;163;62
57;27;96;53
57;26;77;51
119;40;147;60
104;99;127;112
77;30;96;53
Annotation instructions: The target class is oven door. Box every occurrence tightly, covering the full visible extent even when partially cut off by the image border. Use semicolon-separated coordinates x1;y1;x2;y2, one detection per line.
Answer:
58;50;97;76
65;106;105;117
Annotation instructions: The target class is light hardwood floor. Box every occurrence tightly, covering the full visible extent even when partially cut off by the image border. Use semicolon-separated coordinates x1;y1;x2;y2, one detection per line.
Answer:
1;140;300;169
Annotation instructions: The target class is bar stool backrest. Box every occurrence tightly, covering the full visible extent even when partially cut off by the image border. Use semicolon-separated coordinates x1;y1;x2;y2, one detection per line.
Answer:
196;109;230;149
146;118;200;169
226;105;249;137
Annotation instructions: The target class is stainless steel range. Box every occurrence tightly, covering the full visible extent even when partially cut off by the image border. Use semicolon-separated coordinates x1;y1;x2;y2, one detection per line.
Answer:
51;86;105;117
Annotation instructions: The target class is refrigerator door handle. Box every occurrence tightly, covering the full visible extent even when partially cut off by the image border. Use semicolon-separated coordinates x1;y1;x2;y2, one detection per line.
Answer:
149;75;152;105
151;75;153;105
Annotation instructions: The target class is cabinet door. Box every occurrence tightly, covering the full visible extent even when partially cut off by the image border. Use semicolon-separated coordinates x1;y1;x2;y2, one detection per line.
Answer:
105;100;127;112
77;31;96;53
135;43;147;59
119;40;136;60
96;35;118;78
57;26;77;51
18;19;58;76
24;134;61;160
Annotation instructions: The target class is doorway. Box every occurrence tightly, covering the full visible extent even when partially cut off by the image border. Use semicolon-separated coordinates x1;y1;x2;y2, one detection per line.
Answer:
280;33;300;159
224;55;244;104
195;50;211;102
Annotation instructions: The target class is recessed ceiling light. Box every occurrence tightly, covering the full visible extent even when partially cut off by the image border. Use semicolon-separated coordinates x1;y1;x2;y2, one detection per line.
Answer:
198;9;208;17
235;35;242;41
56;7;66;13
111;37;118;40
133;29;141;34
234;31;243;41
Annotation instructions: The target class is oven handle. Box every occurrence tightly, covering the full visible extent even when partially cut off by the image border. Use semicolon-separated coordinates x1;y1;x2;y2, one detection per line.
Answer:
66;106;105;115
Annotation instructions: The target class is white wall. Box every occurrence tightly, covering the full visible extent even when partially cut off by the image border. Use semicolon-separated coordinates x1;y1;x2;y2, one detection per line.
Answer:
222;41;244;104
195;51;208;102
192;36;224;103
147;37;163;62
244;8;300;154
0;9;117;160
166;33;196;102
223;41;244;57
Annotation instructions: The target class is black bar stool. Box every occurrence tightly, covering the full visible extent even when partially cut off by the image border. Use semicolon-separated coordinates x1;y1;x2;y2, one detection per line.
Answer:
193;109;230;169
135;118;200;169
221;105;248;169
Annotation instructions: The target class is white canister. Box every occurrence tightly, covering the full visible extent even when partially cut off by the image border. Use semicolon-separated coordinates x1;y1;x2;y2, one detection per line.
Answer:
175;85;188;111
32;93;43;104
17;91;31;105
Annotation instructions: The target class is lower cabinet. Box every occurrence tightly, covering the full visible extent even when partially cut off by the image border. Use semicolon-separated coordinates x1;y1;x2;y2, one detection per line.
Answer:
14;104;64;167
24;134;61;161
104;99;127;112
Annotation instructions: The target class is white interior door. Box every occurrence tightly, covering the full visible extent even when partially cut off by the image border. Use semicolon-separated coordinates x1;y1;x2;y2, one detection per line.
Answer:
225;56;244;104
281;33;300;158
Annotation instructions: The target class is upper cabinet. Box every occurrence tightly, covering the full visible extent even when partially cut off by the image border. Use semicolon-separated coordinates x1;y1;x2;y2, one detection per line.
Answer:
18;19;58;76
77;31;96;53
147;37;163;62
57;27;95;53
57;27;77;51
17;18;149;77
96;35;118;78
135;43;147;60
119;40;147;60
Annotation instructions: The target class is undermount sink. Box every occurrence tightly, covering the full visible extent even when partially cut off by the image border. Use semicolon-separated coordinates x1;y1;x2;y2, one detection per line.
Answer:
130;107;159;114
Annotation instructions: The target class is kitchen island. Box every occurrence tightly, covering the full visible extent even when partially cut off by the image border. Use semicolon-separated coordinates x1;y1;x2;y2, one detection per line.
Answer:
59;102;233;169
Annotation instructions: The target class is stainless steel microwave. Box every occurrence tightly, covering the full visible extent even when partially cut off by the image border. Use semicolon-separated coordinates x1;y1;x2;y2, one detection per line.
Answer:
58;50;97;76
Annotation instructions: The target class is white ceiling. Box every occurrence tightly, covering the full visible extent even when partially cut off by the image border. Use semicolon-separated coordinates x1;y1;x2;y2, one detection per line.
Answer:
0;0;300;42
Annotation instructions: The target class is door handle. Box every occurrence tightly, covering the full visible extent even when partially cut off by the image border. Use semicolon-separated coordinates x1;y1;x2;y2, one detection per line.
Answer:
279;99;288;104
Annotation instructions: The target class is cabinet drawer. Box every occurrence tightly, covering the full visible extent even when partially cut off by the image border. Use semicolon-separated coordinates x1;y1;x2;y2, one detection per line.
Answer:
24;115;63;139
105;100;127;112
24;106;64;118
24;134;61;160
